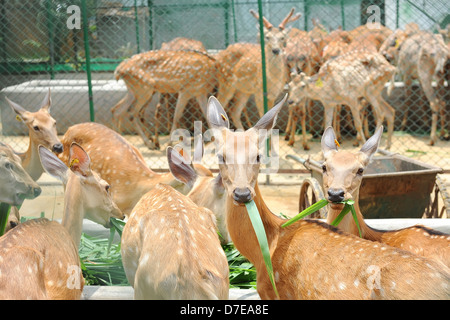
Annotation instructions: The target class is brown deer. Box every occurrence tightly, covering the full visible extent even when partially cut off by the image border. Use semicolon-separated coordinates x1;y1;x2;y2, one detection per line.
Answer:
112;49;229;149
121;182;229;299
39;143;124;248
288;49;396;149
59;122;188;217
216;8;300;130
5;89;64;181
321;125;450;269
380;27;449;144
0;142;41;232
207;94;449;300
167;144;230;245
0;218;84;299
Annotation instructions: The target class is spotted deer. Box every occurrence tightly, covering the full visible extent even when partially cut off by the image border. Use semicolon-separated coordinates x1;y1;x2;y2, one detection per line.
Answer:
288;49;396;149
5;89;64;181
207;95;449;299
0;142;41;233
216;8;300;130
321;125;450;269
59;122;188;217
0;218;84;299
121;181;229;299
112;49;229;149
380;27;449;144
39;143;124;248
167;145;230;245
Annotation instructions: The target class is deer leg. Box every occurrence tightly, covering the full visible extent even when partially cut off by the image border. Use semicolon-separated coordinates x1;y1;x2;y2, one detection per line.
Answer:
154;93;165;150
288;105;297;147
170;91;191;146
230;91;251;130
300;101;309;150
334;105;342;142
284;104;293;141
400;77;413;132
111;89;136;133
133;90;157;149
347;100;366;147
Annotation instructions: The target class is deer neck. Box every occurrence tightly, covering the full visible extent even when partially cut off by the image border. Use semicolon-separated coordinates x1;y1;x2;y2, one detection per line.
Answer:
61;174;84;249
326;191;383;241
264;50;287;96
226;182;283;270
19;136;43;181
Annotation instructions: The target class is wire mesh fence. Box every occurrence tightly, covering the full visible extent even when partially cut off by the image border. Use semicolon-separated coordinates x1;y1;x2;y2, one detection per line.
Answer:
0;0;449;173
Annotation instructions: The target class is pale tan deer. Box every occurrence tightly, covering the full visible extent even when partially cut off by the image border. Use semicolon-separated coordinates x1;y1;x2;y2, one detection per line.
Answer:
39;143;124;248
288;49;396;149
121;182;229;299
0;141;41;232
0;217;84;299
207;95;449;300
380;27;449;144
5;89;63;181
216;8;300;130
321;125;450;269
59;122;188;216
112;49;229;149
167;145;230;245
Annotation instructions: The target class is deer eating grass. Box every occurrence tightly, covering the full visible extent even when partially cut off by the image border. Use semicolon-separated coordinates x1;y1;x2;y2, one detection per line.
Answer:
121;181;229;299
321;125;450;269
5;89;63;181
288;50;396;149
59;122;188;217
0;218;84;299
216;8;300;130
39;143;124;248
207;94;449;299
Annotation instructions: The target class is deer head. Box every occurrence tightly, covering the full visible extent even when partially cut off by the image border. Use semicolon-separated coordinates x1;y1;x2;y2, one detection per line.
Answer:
321;126;383;209
6;89;63;154
207;95;287;204
250;8;301;56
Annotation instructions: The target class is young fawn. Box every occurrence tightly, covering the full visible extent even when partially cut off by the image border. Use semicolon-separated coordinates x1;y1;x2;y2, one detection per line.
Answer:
39;143;124;248
207;95;449;299
5;89;63;181
321;126;450;269
121;164;229;299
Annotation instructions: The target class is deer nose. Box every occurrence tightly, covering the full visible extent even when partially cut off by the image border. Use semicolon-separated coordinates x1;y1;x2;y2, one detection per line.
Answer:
233;188;252;203
272;48;281;55
33;186;42;198
52;143;64;154
328;188;345;203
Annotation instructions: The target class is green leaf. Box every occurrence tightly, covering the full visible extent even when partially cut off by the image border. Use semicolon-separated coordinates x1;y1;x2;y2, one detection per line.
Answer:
281;199;329;228
245;200;279;298
0;203;12;236
330;204;351;227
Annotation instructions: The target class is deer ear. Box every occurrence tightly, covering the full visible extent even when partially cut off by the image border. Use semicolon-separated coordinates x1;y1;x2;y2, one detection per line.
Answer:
6;96;30;122
69;142;91;176
254;94;287;131
321;126;338;158
39;88;52;112
38;145;68;183
207;96;230;130
359;126;383;162
167;146;197;189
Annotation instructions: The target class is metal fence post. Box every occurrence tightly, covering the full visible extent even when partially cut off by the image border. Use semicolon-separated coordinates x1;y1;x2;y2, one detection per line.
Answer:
81;0;95;122
134;0;141;53
45;0;55;79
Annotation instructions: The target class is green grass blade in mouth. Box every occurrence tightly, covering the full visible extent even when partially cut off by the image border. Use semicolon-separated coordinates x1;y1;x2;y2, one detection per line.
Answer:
245;200;279;299
0;203;12;236
281;199;328;228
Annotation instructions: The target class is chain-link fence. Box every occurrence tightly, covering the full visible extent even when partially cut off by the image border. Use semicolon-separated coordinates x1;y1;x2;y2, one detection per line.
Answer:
0;0;449;173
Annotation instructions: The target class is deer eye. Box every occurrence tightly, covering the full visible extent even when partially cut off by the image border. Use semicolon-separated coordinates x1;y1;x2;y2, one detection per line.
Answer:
357;168;364;175
105;185;110;194
5;162;14;170
322;165;327;173
33;125;40;131
256;154;262;163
